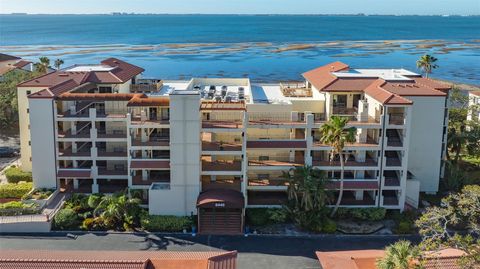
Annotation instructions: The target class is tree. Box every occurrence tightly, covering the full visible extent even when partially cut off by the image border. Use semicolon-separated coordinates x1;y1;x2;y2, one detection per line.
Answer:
415;185;480;268
376;240;421;269
282;166;332;232
0;69;39;128
319;116;356;217
416;54;438;78
54;58;64;70
34;56;51;74
283;165;331;212
93;193;142;230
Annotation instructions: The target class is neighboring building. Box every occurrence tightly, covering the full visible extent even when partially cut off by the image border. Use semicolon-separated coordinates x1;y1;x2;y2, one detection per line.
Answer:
0;250;237;269
467;91;480;122
316;248;470;269
20;59;450;234
0;53;34;80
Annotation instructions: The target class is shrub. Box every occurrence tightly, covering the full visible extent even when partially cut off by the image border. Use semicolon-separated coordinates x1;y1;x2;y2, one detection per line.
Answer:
246;208;271;226
267;208;289;223
0;201;40;216
22;188;54;200
322;218;337;234
87;194;102;209
0;182;33;199
64;194;89;213
335;208;386;221
54;208;79;230
4;166;32;183
81;218;94;230
396;220;414;234
140;215;192;232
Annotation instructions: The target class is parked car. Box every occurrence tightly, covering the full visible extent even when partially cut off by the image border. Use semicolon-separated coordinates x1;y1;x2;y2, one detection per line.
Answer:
0;147;17;157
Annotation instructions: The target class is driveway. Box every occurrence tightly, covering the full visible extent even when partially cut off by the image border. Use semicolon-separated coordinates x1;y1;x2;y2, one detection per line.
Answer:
0;233;419;269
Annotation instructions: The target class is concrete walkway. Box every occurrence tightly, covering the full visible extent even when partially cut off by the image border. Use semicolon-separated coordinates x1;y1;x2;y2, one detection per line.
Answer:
0;233;419;269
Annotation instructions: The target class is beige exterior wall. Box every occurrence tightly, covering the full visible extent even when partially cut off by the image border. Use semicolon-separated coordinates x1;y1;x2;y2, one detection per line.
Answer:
17;86;48;172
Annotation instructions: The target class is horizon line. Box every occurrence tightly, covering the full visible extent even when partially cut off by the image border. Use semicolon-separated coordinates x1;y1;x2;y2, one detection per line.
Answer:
1;13;479;16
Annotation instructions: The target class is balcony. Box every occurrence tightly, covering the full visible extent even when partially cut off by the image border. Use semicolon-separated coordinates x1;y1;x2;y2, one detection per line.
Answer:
248;159;303;168
131;115;169;125
57;110;90;119
384;171;401;187
248;178;288;188
202;160;242;171
201;177;241;192
58;148;91;157
132;137;170;147
97;131;127;139
202;141;242;152
130;160;170;170
247;140;307;149
98;168;128;176
388;113;405;125
382;190;400;206
337;191;377;206
312;158;378;167
97;150;128;158
57;168;91;178
386;129;403;147
58;130;91;139
247;191;288;206
202;120;243;129
325;180;379;190
130;80;163;93
332;106;357;116
280;82;312;97
132;175;169;186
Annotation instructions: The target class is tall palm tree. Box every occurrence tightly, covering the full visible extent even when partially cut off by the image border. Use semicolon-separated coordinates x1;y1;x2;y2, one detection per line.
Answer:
283;165;330;211
54;59;64;70
416;54;438;78
376;240;421;269
319;116;356;217
34;56;51;74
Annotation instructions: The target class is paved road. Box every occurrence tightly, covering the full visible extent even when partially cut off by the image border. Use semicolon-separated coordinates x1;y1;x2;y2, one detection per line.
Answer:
0;233;418;269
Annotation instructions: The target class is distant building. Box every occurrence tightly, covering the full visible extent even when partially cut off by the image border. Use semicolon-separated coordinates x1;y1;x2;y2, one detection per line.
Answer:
467;91;480;122
18;58;450;234
0;53;33;80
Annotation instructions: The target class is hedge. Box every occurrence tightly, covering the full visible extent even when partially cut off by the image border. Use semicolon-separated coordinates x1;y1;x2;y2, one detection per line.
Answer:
0;182;33;199
246;208;289;226
4;166;32;183
0;201;41;216
54;208;80;230
140;215;192;232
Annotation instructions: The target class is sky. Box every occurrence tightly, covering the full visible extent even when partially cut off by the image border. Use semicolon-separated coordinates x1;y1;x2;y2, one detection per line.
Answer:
0;0;479;15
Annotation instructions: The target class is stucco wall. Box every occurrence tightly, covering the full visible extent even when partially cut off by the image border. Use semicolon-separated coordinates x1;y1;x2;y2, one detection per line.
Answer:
29;97;57;188
407;96;447;193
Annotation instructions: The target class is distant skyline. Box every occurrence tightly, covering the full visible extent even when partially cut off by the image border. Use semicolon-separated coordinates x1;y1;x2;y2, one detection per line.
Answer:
0;0;479;15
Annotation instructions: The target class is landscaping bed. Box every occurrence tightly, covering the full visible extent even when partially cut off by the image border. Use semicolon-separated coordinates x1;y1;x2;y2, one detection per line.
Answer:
0;201;41;216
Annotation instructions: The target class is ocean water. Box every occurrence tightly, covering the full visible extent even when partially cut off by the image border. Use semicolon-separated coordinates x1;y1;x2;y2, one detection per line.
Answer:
0;15;479;84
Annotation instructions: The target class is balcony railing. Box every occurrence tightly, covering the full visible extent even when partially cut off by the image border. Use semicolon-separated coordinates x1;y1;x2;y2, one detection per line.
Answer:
202;141;242;151
202;160;242;171
279;82;312;97
202;120;243;129
130;81;163;93
97;150;128;157
97;132;127;139
98;168;128;176
132;138;170;147
57;130;90;139
58;148;91;157
248;159;304;167
201;178;241;191
332;106;357;115
248;178;288;187
132;175;169;185
388;113;405;125
312;158;378;167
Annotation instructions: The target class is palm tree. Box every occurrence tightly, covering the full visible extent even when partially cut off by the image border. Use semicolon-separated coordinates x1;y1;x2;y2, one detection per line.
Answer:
283;165;330;211
54;59;64;70
376;240;421;269
34;56;51;74
416;54;438;78
93;193;141;229
319;116;356;217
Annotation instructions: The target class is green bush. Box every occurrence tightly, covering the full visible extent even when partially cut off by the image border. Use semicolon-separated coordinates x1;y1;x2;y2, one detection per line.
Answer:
335;207;386;221
4;166;32;183
0;201;40;216
246;208;271;226
22;188;54;200
268;208;289;223
64;194;90;213
140;215;192;232
322;218;337;234
0;182;33;199
81;217;94;230
54;208;79;230
87;194;102;208
396;220;414;234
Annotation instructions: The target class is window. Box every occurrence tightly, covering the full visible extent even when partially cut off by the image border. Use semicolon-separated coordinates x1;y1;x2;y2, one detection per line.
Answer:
26;108;29;113
28;141;31;146
26;91;31;95
98;86;112;93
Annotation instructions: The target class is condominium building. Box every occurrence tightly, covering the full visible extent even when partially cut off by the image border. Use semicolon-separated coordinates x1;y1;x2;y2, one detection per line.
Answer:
19;59;450;234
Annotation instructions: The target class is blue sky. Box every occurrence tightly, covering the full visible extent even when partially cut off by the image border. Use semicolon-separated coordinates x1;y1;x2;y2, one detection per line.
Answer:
0;0;479;15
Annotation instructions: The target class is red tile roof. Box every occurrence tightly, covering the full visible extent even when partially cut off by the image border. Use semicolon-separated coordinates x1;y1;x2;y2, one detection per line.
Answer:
130;160;170;169
0;250;237;269
58;92;144;101
323;78;377;92
19;58;144;97
247;140;307;149
470;91;480;97
302;61;349;91
12;60;32;68
316;248;470;269
364;80;413;105
127;96;170;107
